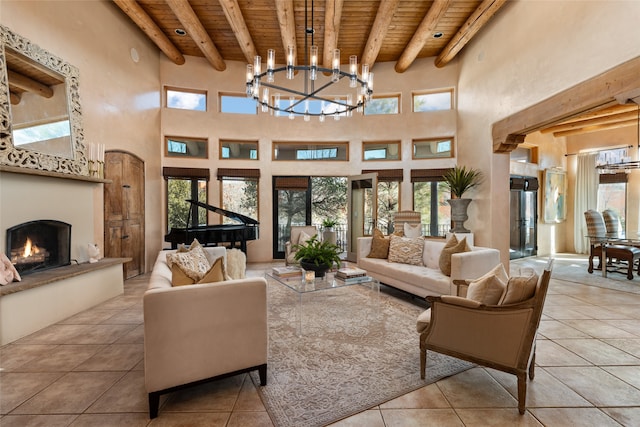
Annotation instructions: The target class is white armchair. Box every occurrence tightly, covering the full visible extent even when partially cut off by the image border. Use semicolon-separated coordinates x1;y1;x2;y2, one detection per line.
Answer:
284;225;318;265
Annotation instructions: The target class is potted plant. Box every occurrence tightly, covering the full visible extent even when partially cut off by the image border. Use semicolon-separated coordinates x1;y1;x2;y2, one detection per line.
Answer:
443;165;483;233
293;234;341;277
321;218;338;245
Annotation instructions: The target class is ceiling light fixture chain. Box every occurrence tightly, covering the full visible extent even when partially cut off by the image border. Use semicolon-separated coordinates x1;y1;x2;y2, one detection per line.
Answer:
245;0;373;121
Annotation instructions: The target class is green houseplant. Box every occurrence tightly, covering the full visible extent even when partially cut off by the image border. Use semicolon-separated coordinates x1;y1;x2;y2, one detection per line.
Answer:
443;166;483;233
293;235;341;277
321;218;338;245
443;165;483;198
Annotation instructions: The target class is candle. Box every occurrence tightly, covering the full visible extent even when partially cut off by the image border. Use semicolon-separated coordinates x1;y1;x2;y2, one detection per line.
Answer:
304;270;315;283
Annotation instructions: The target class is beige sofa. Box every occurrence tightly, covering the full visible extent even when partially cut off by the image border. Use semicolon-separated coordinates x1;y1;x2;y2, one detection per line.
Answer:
144;247;268;418
357;236;500;298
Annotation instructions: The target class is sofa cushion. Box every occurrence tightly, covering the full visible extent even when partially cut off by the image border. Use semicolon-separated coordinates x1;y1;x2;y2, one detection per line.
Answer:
367;228;390;259
499;270;538;305
171;263;196;286
404;222;422;238
166;244;211;282
168;238;202;269
388;235;424;265
466;263;509;305
298;230;312;245
438;235;470;276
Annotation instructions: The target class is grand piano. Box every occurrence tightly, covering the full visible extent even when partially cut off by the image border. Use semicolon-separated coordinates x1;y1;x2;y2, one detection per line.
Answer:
164;200;259;253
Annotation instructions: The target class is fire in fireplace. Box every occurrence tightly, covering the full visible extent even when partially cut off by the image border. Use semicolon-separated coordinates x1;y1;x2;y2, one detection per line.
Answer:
6;220;71;275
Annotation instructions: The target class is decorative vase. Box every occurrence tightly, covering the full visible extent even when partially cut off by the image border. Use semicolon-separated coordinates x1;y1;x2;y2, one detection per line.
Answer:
322;229;337;246
300;260;331;278
447;198;472;233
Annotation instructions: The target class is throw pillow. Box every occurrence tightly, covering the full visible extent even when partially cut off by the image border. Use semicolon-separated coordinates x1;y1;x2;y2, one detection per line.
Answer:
404;222;422;238
298;230;312;246
367;228;390;259
388;235;424;266
197;256;226;283
166;244;210;282
499;271;539;305
438;236;471;276
171;263;196;286
168;238;202;269
466;263;509;305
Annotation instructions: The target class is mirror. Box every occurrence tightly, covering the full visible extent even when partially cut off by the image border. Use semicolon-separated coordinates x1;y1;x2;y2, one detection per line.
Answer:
0;24;88;175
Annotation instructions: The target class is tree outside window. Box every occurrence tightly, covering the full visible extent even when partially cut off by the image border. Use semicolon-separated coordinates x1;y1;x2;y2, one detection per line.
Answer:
221;177;259;222
166;177;207;230
413;181;450;236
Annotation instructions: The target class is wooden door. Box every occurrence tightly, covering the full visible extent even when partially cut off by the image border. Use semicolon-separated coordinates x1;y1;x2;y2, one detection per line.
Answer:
104;151;145;279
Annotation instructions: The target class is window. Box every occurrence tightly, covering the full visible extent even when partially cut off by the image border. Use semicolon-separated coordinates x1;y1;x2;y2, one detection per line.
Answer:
598;172;627;231
218;168;260;223
220;140;258;159
362;169;403;234
163;167;209;232
220;93;257;114
12;119;71;146
273;142;348;161
165;136;208;159
364;95;400;115
363;141;401;161
413;138;454;159
413;90;453;112
411;169;452;237
595;147;630;166
511;145;538;164
165;87;207;111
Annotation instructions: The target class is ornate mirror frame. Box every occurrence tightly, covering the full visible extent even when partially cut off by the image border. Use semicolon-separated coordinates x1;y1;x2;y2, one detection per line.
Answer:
0;24;88;176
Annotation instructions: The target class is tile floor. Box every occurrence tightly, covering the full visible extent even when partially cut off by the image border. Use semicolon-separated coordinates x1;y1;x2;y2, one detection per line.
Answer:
1;254;640;426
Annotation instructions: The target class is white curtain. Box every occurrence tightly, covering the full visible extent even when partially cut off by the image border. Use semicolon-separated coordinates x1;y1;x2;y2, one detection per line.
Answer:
574;153;599;253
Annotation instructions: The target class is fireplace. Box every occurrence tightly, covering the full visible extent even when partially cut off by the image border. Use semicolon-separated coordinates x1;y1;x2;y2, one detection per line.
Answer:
6;220;71;275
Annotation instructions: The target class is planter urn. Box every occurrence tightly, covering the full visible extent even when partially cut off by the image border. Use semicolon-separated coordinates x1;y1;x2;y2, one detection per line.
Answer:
447;198;472;233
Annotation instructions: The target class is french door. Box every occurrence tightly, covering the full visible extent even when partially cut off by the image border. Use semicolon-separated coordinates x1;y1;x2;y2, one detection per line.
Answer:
272;177;311;259
346;173;377;261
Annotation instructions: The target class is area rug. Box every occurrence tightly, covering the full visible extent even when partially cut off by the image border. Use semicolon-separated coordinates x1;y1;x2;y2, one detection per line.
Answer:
250;281;472;427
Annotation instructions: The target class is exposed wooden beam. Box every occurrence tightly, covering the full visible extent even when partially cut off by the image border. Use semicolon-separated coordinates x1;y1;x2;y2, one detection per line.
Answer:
548;104;638;126
113;0;185;66
275;0;297;66
322;0;344;69
166;0;226;71
493;56;640;152
360;0;400;69
553;118;638;138
219;0;257;64
542;110;640;134
9;91;21;105
7;70;53;98
435;0;508;68
395;0;451;73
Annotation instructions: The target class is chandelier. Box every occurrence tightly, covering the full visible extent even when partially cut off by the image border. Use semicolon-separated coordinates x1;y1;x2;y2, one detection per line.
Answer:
245;0;373;121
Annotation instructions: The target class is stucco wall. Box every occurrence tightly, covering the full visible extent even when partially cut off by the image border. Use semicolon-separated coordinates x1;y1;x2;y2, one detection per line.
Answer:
1;0;162;269
160;56;460;262
456;0;640;265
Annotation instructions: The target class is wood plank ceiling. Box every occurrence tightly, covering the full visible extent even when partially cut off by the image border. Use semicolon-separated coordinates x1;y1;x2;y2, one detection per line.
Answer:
112;0;507;72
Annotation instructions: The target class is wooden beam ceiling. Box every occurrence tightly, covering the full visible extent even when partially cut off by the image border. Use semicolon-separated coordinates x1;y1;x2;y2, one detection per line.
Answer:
435;0;508;68
360;0;400;70
112;0;185;65
322;0;344;70
219;0;257;64
166;0;226;71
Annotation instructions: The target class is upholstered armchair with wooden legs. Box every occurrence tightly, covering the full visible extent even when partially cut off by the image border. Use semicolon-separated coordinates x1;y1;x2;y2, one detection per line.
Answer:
284;225;318;265
418;260;553;415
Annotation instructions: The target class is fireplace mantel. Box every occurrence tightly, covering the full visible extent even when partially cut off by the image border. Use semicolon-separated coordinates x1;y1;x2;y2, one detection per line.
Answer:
0;165;111;184
0;258;130;297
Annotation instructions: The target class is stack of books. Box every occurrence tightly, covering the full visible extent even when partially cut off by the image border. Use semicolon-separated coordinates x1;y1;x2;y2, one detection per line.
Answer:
335;266;370;284
271;266;302;278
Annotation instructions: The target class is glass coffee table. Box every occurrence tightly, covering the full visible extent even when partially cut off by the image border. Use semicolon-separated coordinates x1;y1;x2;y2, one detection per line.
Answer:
265;269;380;335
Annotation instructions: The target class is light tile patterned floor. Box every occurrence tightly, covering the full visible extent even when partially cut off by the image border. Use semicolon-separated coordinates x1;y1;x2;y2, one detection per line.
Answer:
1;254;640;426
